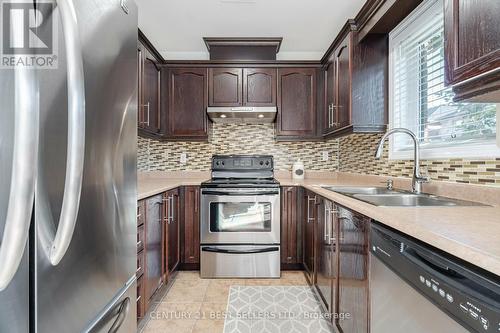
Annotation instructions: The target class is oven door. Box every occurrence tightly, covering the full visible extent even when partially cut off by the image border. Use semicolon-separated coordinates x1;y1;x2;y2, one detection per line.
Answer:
200;188;280;244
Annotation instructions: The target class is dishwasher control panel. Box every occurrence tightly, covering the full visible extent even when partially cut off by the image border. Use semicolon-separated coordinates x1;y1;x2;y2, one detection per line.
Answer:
371;223;500;333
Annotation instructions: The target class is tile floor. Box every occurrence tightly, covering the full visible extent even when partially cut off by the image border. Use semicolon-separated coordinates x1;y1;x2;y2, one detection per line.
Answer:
142;271;311;333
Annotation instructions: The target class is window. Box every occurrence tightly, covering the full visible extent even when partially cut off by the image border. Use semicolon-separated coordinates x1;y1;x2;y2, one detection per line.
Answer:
389;0;499;159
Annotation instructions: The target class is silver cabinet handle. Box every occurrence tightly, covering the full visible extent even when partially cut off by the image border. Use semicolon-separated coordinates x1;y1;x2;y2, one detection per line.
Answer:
0;67;38;291
331;104;339;127
142;102;150;126
169;196;174;224
45;0;86;266
328;104;333;128
307;196;316;223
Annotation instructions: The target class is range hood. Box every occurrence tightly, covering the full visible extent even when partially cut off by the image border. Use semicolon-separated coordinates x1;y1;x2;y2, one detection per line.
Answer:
207;107;277;124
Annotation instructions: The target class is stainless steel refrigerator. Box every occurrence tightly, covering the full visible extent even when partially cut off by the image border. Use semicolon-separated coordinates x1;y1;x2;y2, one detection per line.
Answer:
0;0;138;332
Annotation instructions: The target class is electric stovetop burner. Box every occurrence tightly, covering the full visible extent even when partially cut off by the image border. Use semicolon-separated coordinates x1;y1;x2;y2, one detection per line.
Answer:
201;155;279;188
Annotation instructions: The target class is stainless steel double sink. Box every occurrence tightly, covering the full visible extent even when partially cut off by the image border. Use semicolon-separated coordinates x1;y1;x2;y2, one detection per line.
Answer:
321;186;486;207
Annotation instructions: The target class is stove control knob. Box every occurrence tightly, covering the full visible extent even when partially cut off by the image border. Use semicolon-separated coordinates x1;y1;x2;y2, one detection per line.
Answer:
265;161;270;166
259;161;264;166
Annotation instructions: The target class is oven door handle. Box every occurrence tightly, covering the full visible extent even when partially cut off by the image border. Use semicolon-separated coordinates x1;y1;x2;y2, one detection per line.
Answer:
201;246;279;254
201;190;279;196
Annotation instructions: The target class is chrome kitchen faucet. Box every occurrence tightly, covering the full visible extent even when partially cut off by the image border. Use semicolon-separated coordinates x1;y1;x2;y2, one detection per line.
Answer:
374;128;429;194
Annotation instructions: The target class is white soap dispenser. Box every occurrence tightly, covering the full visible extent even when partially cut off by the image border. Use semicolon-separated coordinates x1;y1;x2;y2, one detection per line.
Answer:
292;160;305;180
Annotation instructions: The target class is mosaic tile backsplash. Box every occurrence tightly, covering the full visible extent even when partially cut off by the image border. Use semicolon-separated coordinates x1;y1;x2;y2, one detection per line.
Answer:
138;123;339;171
339;134;500;186
138;126;500;186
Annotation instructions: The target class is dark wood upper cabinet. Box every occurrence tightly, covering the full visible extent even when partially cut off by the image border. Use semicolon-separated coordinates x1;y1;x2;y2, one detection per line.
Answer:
166;68;209;140
335;40;351;129
209;67;277;107
280;186;302;267
209;68;243;106
243;68;277;106
444;0;500;102
180;186;200;266
324;59;336;134
276;68;318;140
323;22;387;138
138;41;162;138
142;56;161;133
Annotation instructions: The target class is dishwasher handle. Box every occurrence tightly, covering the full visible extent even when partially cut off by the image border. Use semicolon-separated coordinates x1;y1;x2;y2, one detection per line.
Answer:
404;247;459;277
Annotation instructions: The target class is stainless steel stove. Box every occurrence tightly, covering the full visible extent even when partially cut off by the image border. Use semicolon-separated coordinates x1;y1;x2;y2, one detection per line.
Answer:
200;155;280;278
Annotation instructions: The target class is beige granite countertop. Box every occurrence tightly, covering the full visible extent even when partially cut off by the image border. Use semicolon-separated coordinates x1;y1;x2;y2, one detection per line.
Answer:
138;171;210;200
138;171;500;276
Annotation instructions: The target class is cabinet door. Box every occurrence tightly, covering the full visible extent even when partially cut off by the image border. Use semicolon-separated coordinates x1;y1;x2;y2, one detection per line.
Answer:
142;54;161;133
315;198;337;317
281;186;301;265
168;68;208;139
243;68;277;106
337;208;369;333
136;274;145;320
167;189;180;274
209;68;243;106
181;186;200;265
335;37;351;129
444;0;500;86
303;192;316;284
323;58;336;134
277;68;317;139
145;194;163;301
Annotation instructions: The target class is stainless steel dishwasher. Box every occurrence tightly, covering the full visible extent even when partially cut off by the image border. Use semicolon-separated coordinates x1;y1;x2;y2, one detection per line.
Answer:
370;222;500;333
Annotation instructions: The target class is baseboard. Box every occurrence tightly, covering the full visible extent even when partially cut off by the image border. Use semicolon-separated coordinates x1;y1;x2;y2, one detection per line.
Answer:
179;263;200;270
281;263;305;270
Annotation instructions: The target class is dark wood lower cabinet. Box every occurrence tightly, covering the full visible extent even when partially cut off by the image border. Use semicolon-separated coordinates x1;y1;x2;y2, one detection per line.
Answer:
136;274;145;320
337;206;370;333
136;201;146;321
314;197;337;319
280;186;302;268
145;194;164;301
303;190;317;284
137;189;180;323
180;186;201;267
165;188;180;274
136;185;371;329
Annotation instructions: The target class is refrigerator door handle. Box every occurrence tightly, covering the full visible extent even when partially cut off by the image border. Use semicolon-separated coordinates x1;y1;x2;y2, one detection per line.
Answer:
48;0;86;266
0;67;38;291
108;297;130;333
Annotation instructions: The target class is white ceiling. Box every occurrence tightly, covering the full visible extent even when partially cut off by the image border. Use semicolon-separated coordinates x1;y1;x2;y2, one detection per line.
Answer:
136;0;366;60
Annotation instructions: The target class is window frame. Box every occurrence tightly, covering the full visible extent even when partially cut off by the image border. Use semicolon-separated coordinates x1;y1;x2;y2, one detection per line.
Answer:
388;0;500;160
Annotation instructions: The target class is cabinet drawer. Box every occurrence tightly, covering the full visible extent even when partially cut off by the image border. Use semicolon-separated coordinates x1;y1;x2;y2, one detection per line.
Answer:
137;224;145;253
137;201;146;226
136;250;145;278
136;274;145;320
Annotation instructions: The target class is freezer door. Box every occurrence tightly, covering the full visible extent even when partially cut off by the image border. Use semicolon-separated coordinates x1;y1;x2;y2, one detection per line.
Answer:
34;0;138;332
86;279;137;333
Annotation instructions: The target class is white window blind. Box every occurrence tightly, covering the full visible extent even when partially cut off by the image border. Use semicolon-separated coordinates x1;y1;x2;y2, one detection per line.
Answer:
389;0;498;159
